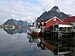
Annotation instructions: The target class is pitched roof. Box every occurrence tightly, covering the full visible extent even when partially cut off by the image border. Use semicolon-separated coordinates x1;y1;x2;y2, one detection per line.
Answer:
64;16;75;23
58;22;70;25
45;16;63;23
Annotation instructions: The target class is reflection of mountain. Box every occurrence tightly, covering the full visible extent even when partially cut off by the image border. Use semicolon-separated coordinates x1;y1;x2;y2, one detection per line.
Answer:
3;29;27;35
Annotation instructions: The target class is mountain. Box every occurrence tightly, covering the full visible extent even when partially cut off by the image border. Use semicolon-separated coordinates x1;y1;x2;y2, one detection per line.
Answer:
37;6;70;21
16;20;29;27
3;19;16;25
3;19;29;28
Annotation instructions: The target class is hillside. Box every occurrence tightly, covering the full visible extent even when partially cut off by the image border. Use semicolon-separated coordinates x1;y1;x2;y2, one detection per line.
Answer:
37;6;70;21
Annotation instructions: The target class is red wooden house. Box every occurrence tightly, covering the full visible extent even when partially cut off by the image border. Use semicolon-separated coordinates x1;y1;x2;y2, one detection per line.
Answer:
63;16;75;23
63;16;75;32
45;16;63;29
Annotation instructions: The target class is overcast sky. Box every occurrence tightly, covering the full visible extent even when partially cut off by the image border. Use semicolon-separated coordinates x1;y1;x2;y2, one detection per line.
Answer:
0;0;75;24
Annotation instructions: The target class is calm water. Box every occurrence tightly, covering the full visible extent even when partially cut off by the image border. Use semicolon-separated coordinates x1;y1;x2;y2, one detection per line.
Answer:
0;29;56;56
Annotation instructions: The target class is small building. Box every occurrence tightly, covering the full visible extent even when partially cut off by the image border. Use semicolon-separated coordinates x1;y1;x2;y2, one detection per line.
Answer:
45;16;63;30
63;16;75;32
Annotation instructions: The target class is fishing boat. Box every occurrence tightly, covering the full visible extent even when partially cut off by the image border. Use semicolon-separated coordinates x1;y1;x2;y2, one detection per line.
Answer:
27;25;41;38
30;28;41;38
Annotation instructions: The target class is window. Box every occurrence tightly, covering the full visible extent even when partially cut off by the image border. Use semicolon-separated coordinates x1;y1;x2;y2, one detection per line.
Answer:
73;26;75;29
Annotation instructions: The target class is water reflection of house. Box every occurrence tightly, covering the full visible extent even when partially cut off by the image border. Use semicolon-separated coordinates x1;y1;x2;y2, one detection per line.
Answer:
27;33;72;55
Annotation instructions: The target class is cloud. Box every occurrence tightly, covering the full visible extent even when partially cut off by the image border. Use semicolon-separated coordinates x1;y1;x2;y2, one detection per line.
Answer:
0;0;43;24
40;0;75;15
0;0;75;24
